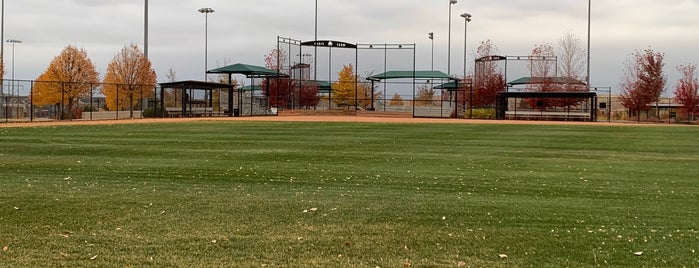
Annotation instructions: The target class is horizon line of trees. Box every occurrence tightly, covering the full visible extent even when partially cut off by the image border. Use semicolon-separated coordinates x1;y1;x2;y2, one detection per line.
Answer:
28;44;156;119
5;34;698;121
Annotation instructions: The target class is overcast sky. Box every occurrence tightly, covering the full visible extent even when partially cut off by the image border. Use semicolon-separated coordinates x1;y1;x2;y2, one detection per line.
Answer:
3;0;699;95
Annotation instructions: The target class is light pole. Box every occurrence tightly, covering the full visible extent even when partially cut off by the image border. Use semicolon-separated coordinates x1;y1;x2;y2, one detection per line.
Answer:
6;39;20;96
198;7;215;81
314;0;318;81
428;32;434;71
587;0;591;90
1;0;5;120
460;13;471;79
145;0;148;59
447;0;457;77
460;13;471;118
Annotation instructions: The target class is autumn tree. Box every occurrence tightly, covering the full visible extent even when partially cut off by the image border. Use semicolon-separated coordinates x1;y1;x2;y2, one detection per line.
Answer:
527;42;558;93
527;42;567;108
261;48;294;108
298;82;321;109
33;45;99;119
162;67;179;107
674;64;699;121
555;32;588;107
102;44;156;118
473;40;506;107
557;31;586;89
389;93;404;106
416;84;436;106
619;49;666;119
331;64;372;109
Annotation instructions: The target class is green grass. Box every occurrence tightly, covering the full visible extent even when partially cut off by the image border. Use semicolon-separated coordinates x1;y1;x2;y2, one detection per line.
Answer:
1;121;698;267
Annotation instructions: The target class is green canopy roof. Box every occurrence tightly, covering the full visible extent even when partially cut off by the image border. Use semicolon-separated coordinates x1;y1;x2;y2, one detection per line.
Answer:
508;77;586;86
315;81;332;93
241;85;264;91
159;80;235;90
434;81;461;90
207;63;285;78
367;70;456;81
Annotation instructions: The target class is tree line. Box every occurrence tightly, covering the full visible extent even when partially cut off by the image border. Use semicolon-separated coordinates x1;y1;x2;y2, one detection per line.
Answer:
5;35;697;121
11;44;156;120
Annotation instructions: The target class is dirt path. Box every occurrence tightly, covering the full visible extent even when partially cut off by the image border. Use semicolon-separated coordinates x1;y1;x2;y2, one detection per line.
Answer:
0;115;668;128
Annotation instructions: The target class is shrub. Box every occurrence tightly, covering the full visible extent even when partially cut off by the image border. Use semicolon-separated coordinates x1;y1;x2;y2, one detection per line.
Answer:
142;107;165;118
467;108;496;119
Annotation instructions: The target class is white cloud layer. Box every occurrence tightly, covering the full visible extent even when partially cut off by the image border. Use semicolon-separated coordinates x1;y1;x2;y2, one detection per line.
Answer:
2;0;699;95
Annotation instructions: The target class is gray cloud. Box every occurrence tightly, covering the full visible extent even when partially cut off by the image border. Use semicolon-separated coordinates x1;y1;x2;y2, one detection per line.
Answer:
2;0;698;95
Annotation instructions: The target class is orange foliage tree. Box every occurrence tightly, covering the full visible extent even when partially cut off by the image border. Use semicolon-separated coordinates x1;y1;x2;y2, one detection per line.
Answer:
33;45;99;119
102;44;157;118
331;64;373;109
674;64;699;121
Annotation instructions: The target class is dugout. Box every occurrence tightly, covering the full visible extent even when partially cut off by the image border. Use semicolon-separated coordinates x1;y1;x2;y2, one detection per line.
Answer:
496;91;598;121
207;63;289;116
367;71;460;118
158;80;236;117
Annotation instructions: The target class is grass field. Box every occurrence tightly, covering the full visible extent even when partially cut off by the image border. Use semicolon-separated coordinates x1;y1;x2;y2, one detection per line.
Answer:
1;121;698;267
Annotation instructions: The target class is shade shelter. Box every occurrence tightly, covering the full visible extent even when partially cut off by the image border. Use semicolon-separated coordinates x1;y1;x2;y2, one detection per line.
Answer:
207;63;288;116
496;91;598;121
158;80;236;117
367;70;460;118
507;77;586;88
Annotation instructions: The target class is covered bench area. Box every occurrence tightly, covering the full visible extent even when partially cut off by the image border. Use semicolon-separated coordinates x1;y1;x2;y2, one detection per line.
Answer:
367;71;461;118
158;80;236;117
496;91;598;121
207;63;288;117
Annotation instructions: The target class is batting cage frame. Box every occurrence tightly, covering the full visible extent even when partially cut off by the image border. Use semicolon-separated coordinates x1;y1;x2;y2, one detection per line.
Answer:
474;55;598;121
274;36;460;118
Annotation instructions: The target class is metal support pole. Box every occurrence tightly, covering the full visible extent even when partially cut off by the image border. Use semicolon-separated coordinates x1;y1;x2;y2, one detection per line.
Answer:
587;0;591;90
144;0;148;59
1;0;4;121
314;0;318;81
199;8;215;81
447;0;457;77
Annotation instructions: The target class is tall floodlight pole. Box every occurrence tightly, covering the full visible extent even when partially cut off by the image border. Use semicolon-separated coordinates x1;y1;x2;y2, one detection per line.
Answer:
6;39;20;96
145;0;148;59
428;32;434;71
587;0;591;90
314;0;318;81
460;12;472;118
460;13;471;79
199;7;215;81
447;0;457;77
1;0;5;114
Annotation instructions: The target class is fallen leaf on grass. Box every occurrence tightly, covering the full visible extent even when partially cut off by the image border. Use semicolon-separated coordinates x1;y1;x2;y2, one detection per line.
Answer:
498;254;508;259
